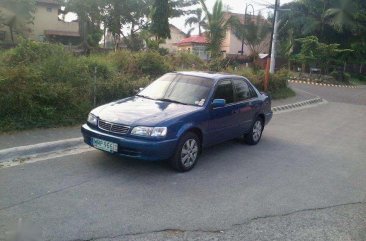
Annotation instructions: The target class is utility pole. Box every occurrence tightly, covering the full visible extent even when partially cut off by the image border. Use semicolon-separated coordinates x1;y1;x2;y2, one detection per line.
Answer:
270;0;280;73
264;0;279;91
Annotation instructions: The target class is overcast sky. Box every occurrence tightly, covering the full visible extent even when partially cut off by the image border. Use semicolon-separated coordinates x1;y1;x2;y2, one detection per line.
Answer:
171;0;294;34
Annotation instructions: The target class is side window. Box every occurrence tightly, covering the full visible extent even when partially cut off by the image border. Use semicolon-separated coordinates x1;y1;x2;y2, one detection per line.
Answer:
233;79;257;101
213;80;234;104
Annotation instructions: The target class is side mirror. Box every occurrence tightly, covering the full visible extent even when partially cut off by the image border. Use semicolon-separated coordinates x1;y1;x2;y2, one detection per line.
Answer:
212;99;226;108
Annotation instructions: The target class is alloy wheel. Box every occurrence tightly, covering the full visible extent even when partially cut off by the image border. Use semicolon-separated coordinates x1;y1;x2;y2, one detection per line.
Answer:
252;120;263;142
181;139;198;168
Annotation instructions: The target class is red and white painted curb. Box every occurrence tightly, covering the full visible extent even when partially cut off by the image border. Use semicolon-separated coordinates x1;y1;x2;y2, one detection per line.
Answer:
288;79;359;89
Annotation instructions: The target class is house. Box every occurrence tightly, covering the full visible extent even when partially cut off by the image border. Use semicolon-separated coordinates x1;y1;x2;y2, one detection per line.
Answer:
175;11;269;60
0;0;80;45
175;35;209;60
158;24;187;53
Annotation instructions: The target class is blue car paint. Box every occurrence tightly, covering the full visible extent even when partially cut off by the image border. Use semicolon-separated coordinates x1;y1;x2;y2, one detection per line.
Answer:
81;72;273;161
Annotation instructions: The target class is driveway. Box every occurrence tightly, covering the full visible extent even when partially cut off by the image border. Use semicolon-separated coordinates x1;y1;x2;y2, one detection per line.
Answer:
0;83;365;241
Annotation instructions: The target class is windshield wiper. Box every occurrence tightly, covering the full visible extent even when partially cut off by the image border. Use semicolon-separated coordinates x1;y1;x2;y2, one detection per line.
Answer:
156;98;188;105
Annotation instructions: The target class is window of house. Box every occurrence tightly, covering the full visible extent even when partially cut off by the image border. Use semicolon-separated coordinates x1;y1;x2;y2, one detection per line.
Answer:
214;80;234;104
0;31;5;41
47;7;52;12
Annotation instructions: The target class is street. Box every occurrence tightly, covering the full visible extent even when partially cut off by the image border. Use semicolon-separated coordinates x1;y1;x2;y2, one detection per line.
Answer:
1;83;366;241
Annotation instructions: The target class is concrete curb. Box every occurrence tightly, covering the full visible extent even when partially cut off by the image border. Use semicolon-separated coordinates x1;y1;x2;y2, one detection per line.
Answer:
0;137;84;163
272;98;324;113
288;79;359;89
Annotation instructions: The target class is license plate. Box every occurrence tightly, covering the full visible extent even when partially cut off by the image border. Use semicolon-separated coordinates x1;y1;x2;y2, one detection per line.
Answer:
91;138;118;153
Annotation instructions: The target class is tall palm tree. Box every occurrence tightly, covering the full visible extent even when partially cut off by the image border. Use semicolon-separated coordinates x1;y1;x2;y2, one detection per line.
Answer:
184;8;207;36
199;0;233;58
324;0;357;32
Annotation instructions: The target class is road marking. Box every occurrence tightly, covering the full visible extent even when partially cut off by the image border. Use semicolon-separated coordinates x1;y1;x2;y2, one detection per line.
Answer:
288;80;360;88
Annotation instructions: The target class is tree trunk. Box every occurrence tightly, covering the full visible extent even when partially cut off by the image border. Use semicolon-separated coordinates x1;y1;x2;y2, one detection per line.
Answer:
343;62;347;73
360;63;363;74
241;40;244;55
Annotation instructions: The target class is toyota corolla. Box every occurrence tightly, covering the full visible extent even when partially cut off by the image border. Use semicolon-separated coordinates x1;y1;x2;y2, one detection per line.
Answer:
81;72;272;172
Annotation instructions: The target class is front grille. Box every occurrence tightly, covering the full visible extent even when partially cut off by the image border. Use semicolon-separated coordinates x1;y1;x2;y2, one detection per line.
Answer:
98;119;130;135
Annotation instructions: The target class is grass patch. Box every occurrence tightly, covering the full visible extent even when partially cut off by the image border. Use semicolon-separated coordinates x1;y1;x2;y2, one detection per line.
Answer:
270;87;296;100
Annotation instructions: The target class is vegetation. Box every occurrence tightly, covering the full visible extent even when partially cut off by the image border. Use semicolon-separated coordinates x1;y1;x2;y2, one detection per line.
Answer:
231;14;271;57
150;0;171;39
278;0;366;79
0;40;290;133
199;0;233;59
185;8;207;36
0;0;36;44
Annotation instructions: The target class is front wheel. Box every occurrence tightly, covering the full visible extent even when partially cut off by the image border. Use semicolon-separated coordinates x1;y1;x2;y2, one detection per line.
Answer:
169;132;200;172
244;117;264;145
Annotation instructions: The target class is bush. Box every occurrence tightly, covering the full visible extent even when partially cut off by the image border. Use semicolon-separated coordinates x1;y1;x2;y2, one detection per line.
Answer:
0;40;294;132
170;52;207;70
330;70;351;83
135;51;172;77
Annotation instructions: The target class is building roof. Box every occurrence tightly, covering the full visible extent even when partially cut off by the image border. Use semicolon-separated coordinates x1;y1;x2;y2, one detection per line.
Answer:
176;35;208;46
44;30;80;37
169;24;186;37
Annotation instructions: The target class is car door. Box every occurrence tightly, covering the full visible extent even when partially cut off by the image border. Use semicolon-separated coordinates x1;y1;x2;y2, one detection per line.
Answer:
208;79;239;145
232;78;258;133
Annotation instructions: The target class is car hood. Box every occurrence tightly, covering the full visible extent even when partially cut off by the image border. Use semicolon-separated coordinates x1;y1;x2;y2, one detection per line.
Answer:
93;96;200;126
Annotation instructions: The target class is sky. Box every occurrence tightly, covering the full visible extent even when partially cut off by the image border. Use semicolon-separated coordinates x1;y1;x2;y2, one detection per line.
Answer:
171;0;294;34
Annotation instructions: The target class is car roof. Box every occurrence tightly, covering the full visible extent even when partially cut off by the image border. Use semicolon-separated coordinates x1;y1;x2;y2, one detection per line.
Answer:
175;71;244;80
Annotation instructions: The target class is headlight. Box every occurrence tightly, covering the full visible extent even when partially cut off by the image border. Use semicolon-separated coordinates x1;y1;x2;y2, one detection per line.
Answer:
87;113;98;126
131;127;167;137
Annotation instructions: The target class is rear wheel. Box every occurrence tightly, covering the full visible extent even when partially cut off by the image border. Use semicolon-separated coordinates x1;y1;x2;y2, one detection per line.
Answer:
169;132;200;172
244;117;264;145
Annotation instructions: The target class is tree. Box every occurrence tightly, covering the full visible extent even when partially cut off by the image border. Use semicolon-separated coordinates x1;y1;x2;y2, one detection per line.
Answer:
185;8;206;36
324;0;358;32
150;0;171;39
199;0;232;58
232;13;271;57
0;0;36;44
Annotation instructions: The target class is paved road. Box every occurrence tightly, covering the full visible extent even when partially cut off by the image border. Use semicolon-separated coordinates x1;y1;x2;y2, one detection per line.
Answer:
0;84;366;241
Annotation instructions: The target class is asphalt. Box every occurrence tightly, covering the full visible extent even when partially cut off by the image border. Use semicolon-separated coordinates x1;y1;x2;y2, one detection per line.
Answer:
0;82;366;241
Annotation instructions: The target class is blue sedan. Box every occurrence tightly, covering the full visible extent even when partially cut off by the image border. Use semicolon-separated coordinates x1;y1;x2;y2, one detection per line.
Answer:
81;72;272;172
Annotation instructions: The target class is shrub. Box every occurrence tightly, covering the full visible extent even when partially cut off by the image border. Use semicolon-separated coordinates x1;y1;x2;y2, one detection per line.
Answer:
135;51;172;77
170;52;207;70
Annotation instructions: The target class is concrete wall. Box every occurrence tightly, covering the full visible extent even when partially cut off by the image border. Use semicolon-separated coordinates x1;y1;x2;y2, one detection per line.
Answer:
0;2;79;43
29;3;79;41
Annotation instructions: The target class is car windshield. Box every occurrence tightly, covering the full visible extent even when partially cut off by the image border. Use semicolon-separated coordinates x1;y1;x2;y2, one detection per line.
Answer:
137;73;213;106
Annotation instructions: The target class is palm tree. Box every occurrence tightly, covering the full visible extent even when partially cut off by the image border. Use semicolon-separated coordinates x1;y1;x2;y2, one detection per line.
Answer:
232;14;271;58
199;0;233;58
185;8;206;36
324;0;357;32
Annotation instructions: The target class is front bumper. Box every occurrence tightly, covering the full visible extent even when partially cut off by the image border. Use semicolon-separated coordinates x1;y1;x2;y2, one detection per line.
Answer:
81;124;178;161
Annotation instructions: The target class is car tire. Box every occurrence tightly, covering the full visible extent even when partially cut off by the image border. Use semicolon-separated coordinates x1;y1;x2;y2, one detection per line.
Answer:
169;132;200;172
244;117;264;145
